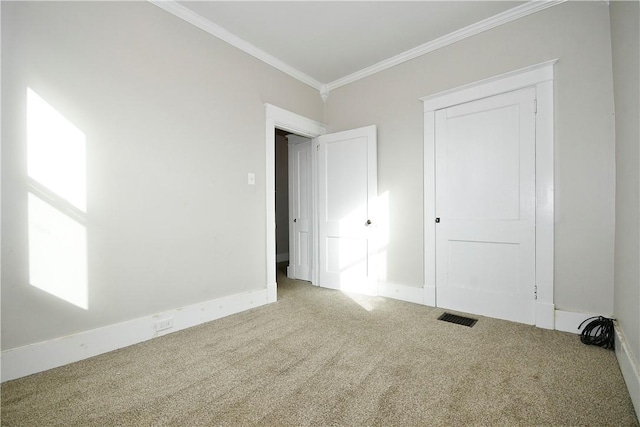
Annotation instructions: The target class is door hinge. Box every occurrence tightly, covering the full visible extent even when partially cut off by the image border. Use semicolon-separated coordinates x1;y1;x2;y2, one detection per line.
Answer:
533;99;538;114
317;144;320;151
534;284;538;300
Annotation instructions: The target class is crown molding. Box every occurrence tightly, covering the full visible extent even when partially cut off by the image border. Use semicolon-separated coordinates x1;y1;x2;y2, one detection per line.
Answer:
150;0;566;99
148;0;323;91
320;85;330;103
326;0;567;92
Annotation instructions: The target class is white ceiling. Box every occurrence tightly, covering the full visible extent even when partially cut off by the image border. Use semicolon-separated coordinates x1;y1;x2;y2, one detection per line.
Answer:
154;1;560;92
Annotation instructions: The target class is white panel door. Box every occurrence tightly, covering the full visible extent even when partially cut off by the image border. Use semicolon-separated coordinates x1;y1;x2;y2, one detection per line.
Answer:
318;126;377;294
291;140;312;281
435;88;536;324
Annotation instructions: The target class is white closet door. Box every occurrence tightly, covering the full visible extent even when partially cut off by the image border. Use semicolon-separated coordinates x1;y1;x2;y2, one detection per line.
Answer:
435;88;536;324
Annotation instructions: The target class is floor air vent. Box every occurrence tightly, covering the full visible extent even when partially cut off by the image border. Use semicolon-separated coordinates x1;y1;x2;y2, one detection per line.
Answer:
438;312;478;327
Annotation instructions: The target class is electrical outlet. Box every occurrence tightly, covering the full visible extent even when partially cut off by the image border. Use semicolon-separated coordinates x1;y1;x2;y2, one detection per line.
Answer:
155;318;174;332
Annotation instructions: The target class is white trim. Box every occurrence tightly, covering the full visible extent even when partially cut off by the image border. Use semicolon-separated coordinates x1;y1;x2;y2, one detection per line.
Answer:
423;111;436;308
320;84;330;103
424;286;436;307
615;325;640;418
327;2;565;92
265;105;326;138
554;309;604;334
149;0;565;98
535;302;556;330
378;282;424;306
1;288;269;382
535;79;555;310
148;0;322;91
420;59;557;110
311;132;320;286
422;60;555;329
265;105;326;294
266;118;277;302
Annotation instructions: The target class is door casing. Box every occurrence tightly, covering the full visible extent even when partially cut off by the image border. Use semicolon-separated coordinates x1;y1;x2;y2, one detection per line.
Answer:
421;60;556;329
265;106;379;299
265;104;326;302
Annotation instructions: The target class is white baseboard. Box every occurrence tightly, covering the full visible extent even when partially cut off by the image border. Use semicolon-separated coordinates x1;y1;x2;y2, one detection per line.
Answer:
378;282;424;305
554;309;605;334
276;253;289;263
423;285;436;307
617;324;640;418
615;324;640;419
535;301;555;329
267;281;277;303
1;288;270;383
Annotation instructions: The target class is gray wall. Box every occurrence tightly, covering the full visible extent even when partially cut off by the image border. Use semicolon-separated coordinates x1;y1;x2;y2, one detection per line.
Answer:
1;1;322;350
324;1;617;316
611;0;640;375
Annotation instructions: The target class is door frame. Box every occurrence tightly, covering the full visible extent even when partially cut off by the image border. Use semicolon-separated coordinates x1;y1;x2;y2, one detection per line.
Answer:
265;104;326;302
421;59;556;329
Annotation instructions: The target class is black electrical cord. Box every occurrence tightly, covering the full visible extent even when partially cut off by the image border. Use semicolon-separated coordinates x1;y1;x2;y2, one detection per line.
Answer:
578;316;615;350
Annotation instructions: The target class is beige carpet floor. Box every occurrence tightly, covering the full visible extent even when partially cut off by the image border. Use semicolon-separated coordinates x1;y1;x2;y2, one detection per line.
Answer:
2;269;638;426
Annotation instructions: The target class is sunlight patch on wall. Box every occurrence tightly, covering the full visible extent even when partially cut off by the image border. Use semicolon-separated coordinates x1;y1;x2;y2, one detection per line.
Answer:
27;88;86;211
28;194;88;309
27;87;88;310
